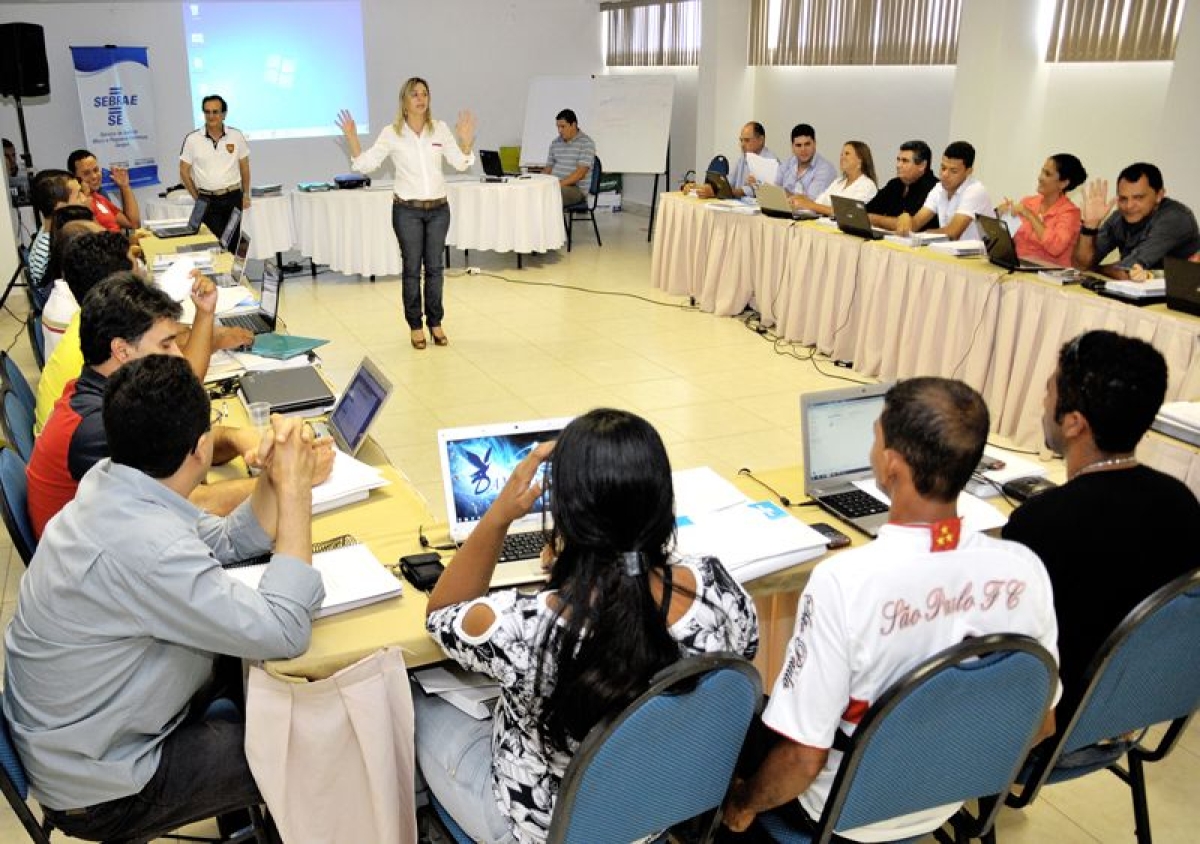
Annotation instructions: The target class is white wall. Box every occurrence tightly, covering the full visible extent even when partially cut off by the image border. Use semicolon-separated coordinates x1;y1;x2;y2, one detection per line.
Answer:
0;0;603;202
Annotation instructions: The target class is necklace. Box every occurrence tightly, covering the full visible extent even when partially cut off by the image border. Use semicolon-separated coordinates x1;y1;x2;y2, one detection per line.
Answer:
1071;455;1138;480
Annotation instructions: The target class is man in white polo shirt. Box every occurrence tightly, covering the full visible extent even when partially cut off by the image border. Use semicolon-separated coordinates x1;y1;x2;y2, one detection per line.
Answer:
724;377;1059;842
895;141;993;242
179;94;251;244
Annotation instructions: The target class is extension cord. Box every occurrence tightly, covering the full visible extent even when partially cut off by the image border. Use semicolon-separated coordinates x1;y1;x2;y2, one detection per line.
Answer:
466;266;481;275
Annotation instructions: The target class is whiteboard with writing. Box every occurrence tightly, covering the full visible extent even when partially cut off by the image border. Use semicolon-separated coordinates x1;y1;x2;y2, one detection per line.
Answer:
519;75;674;175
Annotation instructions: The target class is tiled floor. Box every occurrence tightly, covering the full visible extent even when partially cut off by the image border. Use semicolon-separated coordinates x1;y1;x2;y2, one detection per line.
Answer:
1;208;1197;842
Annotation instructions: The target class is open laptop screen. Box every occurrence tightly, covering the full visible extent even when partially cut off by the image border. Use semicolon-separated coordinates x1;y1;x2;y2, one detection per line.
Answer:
804;391;886;483
328;357;392;455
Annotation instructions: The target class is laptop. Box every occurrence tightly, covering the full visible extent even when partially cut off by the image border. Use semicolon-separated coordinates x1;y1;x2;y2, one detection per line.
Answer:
800;383;891;536
147;198;209;239
239;365;336;416
757;183;803;220
976;214;1051;273
219;207;242;252
705;170;734;200
479;150;507;182
324;357;394;456
438;416;573;585
830;195;883;240
215;231;252;288
1164;257;1200;317
219;259;280;334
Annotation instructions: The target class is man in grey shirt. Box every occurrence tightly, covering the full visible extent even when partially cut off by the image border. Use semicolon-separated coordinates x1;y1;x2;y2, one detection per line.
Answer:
1074;161;1200;279
4;355;324;841
543;108;596;206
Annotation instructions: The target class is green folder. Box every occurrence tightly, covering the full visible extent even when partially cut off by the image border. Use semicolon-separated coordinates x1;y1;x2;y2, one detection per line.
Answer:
250;333;329;360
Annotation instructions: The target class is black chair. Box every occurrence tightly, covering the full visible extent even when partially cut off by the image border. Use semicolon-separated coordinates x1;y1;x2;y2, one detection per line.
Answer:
757;634;1058;844
979;567;1200;844
564;156;603;252
431;653;762;844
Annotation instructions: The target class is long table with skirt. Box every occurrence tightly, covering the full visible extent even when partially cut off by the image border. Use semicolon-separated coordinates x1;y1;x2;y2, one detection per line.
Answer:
142;193;295;260
651;193;1200;451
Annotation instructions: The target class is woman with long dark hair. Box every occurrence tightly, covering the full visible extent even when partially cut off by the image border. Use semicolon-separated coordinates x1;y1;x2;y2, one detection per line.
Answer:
417;409;759;843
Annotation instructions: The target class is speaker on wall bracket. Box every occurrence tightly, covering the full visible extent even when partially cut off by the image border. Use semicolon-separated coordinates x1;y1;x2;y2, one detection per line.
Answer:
0;23;51;99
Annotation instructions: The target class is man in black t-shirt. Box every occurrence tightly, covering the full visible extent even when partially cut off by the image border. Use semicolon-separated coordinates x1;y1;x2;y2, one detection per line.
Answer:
1003;330;1199;722
866;139;939;232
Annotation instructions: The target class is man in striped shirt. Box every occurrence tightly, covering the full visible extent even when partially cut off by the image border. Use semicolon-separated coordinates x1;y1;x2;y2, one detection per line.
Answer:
543;108;596;206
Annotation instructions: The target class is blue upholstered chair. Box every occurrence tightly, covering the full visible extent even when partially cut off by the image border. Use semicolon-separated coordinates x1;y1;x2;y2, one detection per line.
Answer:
430;653;762;844
980;567;1200;844
0;446;36;566
757;634;1058;844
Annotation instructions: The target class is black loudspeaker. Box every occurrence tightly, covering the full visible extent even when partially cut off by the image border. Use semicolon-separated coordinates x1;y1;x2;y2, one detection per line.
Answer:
0;23;51;98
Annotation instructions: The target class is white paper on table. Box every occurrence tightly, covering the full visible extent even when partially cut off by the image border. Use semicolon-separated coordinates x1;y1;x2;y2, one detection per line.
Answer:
746;152;779;185
204;350;246;382
229;351;318;372
852;479;1007;532
157;255;196;302
675;499;829;582
1105;278;1166;296
179;287;258;324
672;467;751;516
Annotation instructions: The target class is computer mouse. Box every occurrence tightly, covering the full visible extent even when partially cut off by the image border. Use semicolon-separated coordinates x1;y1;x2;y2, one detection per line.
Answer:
1001;475;1059;502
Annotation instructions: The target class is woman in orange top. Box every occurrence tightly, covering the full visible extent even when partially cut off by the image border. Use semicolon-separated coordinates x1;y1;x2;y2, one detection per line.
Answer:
999;153;1087;267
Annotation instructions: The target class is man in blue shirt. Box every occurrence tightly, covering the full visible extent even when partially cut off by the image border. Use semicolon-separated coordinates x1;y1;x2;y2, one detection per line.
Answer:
4;355;324;842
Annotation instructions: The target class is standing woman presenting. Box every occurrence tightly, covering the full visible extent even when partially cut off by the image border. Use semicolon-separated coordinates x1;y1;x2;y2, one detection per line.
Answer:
337;78;475;349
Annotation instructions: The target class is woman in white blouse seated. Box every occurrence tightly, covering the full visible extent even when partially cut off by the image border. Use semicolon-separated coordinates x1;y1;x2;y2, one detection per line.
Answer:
417;408;760;844
790;140;878;217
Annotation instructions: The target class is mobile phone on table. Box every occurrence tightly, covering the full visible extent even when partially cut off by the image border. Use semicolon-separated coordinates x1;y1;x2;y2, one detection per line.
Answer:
810;522;852;550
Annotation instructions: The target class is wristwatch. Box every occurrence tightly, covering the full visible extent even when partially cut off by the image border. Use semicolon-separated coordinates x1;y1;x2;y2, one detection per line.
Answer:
1080;225;1099;236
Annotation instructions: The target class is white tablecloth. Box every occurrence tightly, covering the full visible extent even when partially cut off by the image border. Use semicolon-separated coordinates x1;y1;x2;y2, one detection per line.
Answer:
446;174;565;254
650;192;1200;452
142;193;294;260
291;188;399;277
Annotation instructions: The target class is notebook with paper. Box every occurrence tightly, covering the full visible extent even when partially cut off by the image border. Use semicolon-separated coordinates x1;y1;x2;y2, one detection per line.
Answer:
801;383;892;536
437;417;572;586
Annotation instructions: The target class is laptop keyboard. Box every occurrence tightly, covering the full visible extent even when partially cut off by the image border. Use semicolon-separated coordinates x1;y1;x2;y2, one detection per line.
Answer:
221;313;270;333
498;532;546;563
823;489;888;518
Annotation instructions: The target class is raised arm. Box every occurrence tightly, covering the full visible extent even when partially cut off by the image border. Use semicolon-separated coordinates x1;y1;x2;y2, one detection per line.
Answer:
335;109;364;160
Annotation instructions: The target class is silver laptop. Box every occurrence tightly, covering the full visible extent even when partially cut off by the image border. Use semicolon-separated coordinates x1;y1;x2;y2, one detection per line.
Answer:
219;259;280;335
325;357;393;456
147;198;209;239
801;383;891;536
215;231;252;288
437;416;573;586
219;207;242;252
757;182;819;220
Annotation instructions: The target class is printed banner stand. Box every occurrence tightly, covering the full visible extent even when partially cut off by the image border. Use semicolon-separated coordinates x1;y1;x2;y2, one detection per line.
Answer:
70;46;160;190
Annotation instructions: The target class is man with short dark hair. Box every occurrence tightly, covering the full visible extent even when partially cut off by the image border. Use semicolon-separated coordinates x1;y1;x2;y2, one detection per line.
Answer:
774;123;836;203
542;108;596;206
26;274;307;536
867;140;939;231
67;147;141;232
725;377;1059;842
180;94;252;243
1073;163;1200;279
27;169;87;298
5;354;323;843
2;137;16;178
896;141;993;241
1003;331;1199;723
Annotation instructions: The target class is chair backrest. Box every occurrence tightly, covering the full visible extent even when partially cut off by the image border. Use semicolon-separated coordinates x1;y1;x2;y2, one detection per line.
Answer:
1;704;54;843
815;634;1057;840
26;317;45;371
0;446;38;566
2;389;35;463
587;156;603;195
0;352;36;418
706;154;730;176
1021;568;1200;796
547;653;761;844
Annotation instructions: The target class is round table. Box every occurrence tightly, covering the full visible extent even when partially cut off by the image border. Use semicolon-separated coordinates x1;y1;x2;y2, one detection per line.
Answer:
445;173;565;254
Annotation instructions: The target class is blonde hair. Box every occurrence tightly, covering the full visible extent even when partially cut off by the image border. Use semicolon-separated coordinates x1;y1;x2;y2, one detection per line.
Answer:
393;77;432;134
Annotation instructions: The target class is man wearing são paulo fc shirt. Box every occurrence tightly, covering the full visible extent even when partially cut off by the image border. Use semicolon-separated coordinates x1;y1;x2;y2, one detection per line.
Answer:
724;378;1060;842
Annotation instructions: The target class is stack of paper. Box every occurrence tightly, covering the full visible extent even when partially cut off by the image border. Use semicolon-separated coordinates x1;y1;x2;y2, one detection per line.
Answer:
1152;401;1200;447
884;232;948;248
928;239;986;257
672;467;830;583
412;665;500;720
225;543;402;619
312;449;390;514
1036;269;1083;285
1104;278;1166;298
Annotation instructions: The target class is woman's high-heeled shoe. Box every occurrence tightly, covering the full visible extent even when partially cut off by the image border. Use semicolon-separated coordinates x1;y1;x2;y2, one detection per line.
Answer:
410;329;427;350
430;327;449;346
